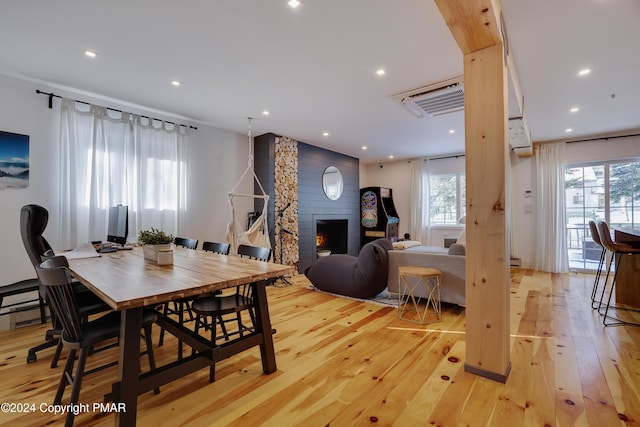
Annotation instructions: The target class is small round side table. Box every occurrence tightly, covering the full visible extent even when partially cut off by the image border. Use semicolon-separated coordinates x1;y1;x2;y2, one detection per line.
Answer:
397;266;442;324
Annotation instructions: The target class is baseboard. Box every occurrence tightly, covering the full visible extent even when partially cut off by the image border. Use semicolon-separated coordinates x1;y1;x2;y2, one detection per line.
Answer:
0;306;49;330
465;362;511;383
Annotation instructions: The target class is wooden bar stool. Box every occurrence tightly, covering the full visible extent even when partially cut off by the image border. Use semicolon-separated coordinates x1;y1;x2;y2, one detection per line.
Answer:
398;266;441;324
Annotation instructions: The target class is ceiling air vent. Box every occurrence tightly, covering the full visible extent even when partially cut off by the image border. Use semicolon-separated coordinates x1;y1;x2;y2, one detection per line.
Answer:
392;76;464;118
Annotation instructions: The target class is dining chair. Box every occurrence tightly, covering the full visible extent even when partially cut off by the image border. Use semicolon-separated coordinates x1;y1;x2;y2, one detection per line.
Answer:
587;220;607;309
191;244;271;382
173;237;199;249
595;221;640;327
158;236;199;356
36;256;159;427
202;241;231;255
20;204;109;365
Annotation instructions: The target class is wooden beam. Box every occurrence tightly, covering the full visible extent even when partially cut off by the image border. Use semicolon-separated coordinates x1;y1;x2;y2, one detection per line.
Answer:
434;0;511;382
434;0;502;54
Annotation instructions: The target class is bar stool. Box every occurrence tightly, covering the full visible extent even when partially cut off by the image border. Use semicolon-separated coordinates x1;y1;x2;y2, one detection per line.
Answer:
587;220;606;309
397;266;441;324
595;221;640;327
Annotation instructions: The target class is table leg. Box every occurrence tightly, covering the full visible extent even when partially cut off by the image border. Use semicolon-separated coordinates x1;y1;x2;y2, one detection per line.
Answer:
253;280;277;374
115;307;142;427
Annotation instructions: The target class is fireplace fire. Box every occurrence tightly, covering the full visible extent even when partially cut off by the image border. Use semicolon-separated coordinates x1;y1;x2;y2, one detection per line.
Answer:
316;232;329;249
315;219;348;255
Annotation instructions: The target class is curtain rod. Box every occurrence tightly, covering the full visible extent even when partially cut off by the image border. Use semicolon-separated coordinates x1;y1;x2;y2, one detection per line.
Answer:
36;89;197;130
564;132;640;144
423;153;465;161
426;132;640;159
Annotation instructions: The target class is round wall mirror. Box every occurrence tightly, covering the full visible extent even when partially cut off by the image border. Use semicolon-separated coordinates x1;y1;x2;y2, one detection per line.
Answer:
322;166;343;200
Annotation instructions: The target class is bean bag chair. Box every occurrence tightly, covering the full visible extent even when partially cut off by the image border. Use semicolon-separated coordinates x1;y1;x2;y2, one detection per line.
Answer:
305;238;393;299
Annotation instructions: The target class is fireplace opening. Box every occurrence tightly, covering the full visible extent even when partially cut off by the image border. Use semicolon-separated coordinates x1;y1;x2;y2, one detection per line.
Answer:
316;219;348;255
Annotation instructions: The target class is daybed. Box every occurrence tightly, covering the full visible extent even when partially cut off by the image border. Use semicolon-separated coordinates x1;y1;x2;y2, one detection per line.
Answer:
387;243;466;306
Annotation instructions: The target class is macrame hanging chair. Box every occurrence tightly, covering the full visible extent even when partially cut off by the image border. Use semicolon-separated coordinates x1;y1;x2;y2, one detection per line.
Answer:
225;118;271;255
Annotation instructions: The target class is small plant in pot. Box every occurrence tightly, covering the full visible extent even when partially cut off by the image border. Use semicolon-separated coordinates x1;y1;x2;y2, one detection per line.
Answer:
138;228;174;263
138;228;173;245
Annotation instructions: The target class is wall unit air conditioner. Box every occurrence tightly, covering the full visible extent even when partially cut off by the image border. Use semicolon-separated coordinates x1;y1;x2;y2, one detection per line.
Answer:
392;76;464;118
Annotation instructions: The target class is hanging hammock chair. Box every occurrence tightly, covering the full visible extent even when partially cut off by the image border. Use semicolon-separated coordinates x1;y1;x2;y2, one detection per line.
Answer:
225;118;271;256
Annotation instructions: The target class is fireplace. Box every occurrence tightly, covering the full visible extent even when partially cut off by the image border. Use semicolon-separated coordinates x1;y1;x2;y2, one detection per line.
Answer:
315;219;348;255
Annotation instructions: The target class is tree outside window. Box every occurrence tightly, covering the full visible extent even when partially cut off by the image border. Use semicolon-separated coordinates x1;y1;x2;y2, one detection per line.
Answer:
429;174;465;225
564;159;640;271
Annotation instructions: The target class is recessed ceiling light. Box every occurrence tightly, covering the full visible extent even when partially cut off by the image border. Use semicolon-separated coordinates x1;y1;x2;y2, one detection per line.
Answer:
288;0;301;8
322;132;329;137
570;107;579;113
171;80;181;87
388;155;394;159
376;69;386;76
449;129;455;134
566;128;573;133
262;110;270;116
578;68;591;76
84;50;97;58
362;146;367;150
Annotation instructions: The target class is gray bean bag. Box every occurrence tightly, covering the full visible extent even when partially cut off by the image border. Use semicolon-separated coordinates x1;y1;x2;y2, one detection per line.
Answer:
305;238;393;299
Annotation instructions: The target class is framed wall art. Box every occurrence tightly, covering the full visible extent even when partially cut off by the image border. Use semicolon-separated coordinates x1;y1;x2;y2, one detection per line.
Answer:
0;130;29;189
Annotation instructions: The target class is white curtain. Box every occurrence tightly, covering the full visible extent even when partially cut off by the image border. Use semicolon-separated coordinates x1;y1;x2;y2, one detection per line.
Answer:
534;142;569;273
409;159;431;243
59;98;189;249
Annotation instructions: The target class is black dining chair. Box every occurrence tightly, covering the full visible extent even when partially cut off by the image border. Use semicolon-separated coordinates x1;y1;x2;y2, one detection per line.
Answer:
191;244;271;381
587;220;607;309
174;237;199;249
36;256;159;427
595;221;640;327
158;236;199;356
202;241;231;255
20;204;109;365
192;245;270;340
201;242;231;297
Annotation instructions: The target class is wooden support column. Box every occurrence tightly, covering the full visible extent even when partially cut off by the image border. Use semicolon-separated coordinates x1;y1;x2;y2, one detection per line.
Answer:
434;0;511;382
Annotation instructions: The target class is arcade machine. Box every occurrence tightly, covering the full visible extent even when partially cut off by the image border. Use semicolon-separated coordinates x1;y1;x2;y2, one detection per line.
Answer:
360;187;399;247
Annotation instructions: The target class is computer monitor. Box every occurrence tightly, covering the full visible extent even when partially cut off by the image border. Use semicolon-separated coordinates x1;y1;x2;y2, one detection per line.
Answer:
107;205;128;246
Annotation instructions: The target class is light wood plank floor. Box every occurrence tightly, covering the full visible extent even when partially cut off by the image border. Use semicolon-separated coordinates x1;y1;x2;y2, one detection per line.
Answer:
0;269;639;426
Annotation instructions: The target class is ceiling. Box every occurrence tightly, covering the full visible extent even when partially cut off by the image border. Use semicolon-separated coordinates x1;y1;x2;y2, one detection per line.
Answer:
1;0;638;165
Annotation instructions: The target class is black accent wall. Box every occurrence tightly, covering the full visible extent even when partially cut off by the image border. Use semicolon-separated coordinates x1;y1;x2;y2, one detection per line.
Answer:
254;133;359;273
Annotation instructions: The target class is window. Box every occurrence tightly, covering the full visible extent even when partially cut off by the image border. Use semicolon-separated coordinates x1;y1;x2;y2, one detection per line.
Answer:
59;99;189;249
565;159;640;270
429;174;465;225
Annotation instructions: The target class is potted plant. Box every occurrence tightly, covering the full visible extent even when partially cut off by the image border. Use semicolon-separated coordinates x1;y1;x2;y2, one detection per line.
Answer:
138;228;174;263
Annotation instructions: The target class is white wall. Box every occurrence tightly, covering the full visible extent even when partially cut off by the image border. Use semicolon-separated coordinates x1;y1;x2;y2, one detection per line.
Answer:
0;74;251;298
361;156;467;247
362;135;640;269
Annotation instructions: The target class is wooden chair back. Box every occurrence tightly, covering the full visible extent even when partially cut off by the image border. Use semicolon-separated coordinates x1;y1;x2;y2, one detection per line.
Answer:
237;245;271;261
202;241;230;255
35;257;84;343
174;237;199;250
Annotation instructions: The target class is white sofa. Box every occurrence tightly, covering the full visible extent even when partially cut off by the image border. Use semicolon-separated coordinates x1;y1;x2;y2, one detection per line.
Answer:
387;244;466;306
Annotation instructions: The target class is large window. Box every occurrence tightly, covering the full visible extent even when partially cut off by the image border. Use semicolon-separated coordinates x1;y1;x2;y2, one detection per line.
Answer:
59;99;189;249
565;159;640;270
429;174;466;225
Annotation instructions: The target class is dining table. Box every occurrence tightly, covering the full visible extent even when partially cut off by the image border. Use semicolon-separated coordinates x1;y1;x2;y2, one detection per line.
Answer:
66;246;295;427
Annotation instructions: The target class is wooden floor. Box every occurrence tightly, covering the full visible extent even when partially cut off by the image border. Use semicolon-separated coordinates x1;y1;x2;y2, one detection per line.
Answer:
1;269;639;426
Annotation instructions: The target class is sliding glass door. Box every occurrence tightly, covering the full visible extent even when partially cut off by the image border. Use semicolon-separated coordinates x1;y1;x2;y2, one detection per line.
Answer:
565;159;640;271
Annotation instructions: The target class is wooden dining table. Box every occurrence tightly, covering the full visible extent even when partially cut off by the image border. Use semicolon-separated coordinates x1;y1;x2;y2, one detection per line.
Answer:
66;246;295;427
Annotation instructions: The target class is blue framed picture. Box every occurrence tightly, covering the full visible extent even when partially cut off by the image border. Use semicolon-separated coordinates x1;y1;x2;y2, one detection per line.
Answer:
0;130;29;189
